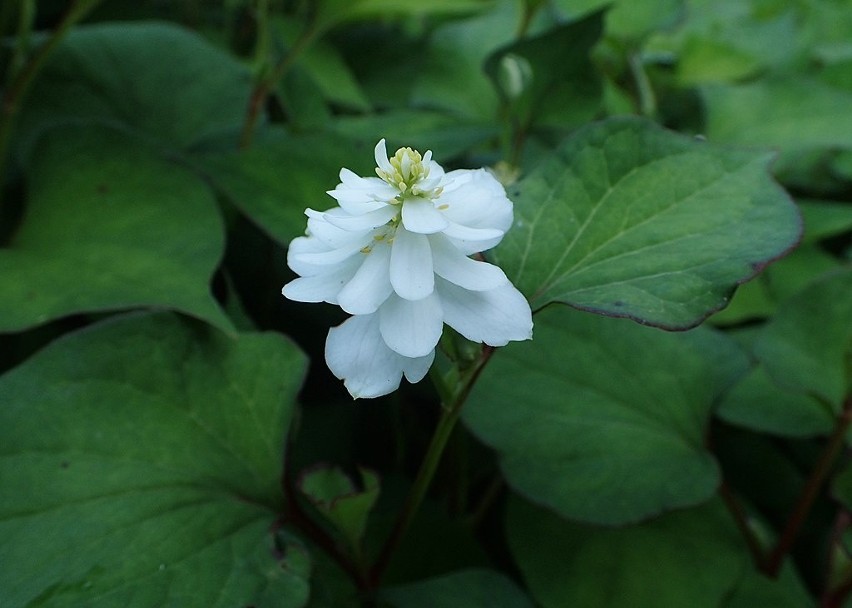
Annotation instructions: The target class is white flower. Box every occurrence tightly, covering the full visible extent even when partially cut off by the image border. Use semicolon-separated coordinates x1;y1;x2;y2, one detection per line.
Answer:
283;140;533;398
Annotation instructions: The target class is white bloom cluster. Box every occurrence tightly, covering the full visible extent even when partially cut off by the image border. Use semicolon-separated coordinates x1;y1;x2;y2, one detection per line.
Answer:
283;140;532;399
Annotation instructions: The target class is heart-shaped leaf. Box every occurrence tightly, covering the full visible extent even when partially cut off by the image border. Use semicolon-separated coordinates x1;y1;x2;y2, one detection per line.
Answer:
492;116;801;329
0;312;308;606
463;306;747;524
0;125;231;333
17;21;252;156
754;268;852;407
507;496;747;608
382;569;534;608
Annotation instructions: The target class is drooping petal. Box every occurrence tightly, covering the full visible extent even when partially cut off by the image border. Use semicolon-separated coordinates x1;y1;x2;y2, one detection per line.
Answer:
430;234;509;291
337;243;393;315
436;278;532;346
402;349;435;383
290;232;375;267
306;210;375;249
282;255;361;303
401;196;449;234
441;221;505;255
324;205;397;231
326;313;431;399
439;169;513;233
379;292;444;358
389;227;434;300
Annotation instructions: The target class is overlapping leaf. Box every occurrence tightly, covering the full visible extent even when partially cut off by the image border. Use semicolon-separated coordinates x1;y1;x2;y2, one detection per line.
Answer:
0;312;309;606
463;306;747;524
382;569;534;608
508;496;812;608
16;21;252;156
0;126;231;333
492;116;801;328
754;268;852;407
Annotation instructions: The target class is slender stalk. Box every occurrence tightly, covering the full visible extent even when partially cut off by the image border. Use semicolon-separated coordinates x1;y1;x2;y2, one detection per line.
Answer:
628;51;656;118
719;480;765;567
0;0;102;186
238;22;317;149
764;396;852;578
369;345;495;585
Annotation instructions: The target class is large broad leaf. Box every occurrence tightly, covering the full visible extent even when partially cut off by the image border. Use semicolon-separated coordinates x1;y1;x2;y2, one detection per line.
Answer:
0;125;231;333
754;268;852;408
511;485;813;607
16;21;252;156
381;569;534;608
463;306;747;524
492;116;801;329
507;496;748;608
0;312;309;606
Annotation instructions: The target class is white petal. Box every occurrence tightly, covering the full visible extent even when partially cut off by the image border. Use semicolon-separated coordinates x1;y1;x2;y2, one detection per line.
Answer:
430;235;509;291
379;293;444;358
442;221;505;255
325;313;434;399
439;169;513;233
401;196;449;234
282;255;361;303
436;278;532;346
287;235;360;277
374;139;394;174
389;227;434;300
402;349;435;383
306;211;373;249
324;205;397;231
325;314;401;399
337;243;393;315
291;233;374;266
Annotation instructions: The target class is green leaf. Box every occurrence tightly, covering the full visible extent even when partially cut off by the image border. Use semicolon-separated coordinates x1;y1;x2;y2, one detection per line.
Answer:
382;569;534;608
507;496;747;608
0;125;231;333
410;0;521;119
313;0;493;32
484;12;604;132
754;268;852;407
273;17;371;112
17;21;252;156
463;306;747;524
492;116;801;329
703;78;852;153
798;199;852;244
675;36;763;85
0;312;309;607
552;0;684;41
298;466;380;551
331;110;499;161
198;129;372;246
716;364;835;438
722;564;814;608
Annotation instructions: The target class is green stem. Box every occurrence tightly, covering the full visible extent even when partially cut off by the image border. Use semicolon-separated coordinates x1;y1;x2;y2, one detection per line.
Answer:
238;21;317;149
764;396;852;578
719;480;765;568
0;0;101;185
6;0;35;85
628;51;656;118
370;345;495;586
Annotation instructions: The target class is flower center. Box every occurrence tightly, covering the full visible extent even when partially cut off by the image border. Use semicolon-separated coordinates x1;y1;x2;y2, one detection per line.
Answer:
377;147;435;198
